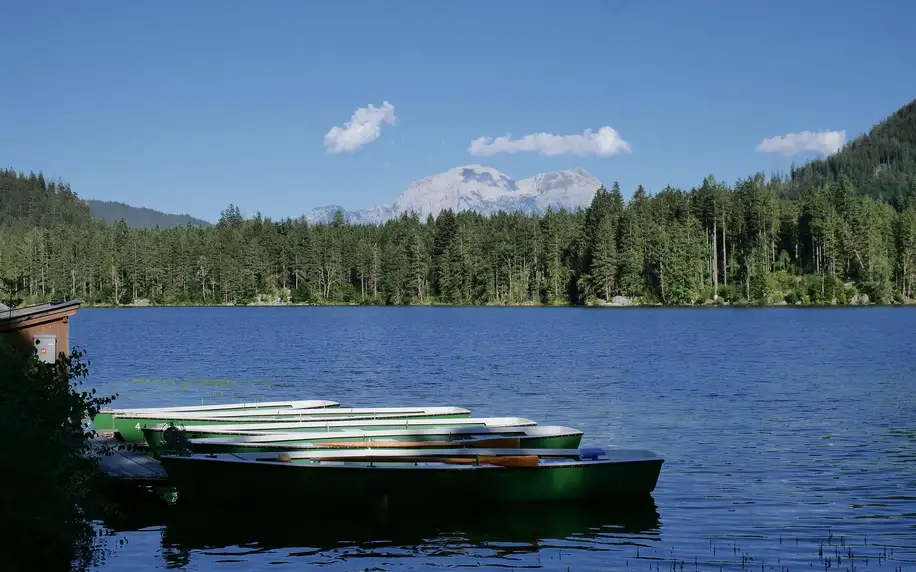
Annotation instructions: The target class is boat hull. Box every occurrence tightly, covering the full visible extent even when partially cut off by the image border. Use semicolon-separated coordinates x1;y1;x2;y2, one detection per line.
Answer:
116;409;471;442
186;431;582;454
92;400;340;431
142;417;537;451
159;449;663;509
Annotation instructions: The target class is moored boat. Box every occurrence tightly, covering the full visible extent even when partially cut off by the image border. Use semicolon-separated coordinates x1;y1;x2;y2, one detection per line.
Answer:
92;399;340;431
158;447;664;509
142;416;538;451
113;406;472;442
161;424;583;454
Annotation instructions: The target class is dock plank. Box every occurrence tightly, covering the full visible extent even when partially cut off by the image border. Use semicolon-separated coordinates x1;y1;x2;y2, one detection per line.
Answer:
91;436;168;483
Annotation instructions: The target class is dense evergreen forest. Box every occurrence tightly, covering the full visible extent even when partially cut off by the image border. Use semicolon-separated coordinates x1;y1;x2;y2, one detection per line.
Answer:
789;99;916;203
3;100;916;308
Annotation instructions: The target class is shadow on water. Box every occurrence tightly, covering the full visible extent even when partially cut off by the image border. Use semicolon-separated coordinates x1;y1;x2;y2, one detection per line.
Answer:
97;495;662;568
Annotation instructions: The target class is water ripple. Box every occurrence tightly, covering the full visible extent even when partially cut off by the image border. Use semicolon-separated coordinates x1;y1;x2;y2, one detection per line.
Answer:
76;306;916;571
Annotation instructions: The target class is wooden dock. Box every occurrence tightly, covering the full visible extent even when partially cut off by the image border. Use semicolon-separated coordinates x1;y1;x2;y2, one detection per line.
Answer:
92;432;169;485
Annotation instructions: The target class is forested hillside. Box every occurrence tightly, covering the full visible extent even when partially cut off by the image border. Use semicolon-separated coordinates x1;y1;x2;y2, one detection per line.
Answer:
2;99;916;308
86;200;211;229
788;99;916;202
0;169;91;228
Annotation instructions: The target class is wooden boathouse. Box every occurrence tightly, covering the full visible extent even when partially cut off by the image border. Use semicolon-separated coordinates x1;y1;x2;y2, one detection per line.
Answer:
1;300;169;485
0;299;81;362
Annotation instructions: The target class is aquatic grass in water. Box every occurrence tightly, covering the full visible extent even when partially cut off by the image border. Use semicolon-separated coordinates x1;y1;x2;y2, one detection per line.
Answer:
515;533;909;572
127;377;275;388
123;377;281;402
619;532;908;572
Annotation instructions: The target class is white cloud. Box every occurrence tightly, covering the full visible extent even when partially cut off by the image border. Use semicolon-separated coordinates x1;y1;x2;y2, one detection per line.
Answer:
468;126;630;157
755;130;845;156
324;101;396;153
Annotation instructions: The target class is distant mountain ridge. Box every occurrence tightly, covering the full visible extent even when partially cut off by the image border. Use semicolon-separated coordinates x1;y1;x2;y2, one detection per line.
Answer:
86;200;211;229
305;164;604;224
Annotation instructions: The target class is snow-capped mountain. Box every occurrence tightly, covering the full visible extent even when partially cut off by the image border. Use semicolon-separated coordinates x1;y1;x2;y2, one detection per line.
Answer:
305;165;603;225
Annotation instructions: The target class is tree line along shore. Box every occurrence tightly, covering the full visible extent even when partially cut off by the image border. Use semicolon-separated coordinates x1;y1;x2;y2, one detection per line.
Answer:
3;171;916;310
3;100;916;310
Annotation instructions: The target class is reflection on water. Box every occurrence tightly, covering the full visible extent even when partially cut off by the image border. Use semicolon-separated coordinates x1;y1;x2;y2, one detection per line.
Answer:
97;498;661;570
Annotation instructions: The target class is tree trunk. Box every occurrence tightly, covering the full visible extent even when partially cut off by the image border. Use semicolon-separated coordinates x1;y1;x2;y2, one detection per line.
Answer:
712;218;718;299
722;214;727;287
111;265;120;305
771;239;776;273
815;238;820;274
745;265;750;301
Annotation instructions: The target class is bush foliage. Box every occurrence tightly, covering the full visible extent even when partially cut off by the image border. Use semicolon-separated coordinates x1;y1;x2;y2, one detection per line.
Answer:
0;337;116;571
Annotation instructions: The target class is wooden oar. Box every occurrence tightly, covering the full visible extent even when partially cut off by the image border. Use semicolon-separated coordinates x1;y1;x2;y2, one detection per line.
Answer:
269;452;539;468
314;436;521;449
394;455;539;468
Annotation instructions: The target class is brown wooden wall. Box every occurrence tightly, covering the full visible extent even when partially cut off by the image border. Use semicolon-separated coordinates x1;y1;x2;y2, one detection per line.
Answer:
17;319;71;359
0;302;79;359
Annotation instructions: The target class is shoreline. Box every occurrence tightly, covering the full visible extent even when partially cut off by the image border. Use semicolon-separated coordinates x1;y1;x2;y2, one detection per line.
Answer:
60;300;916;309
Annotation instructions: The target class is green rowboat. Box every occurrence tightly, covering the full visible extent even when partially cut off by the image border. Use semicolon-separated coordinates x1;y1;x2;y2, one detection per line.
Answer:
158;447;664;509
163;425;583;454
114;406;472;442
143;416;538;451
93;399;340;431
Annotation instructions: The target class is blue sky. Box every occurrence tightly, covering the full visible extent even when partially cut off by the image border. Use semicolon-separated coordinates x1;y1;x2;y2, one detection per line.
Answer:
2;0;915;223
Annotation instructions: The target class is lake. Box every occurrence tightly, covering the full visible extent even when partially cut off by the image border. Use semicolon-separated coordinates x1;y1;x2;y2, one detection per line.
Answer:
74;306;916;571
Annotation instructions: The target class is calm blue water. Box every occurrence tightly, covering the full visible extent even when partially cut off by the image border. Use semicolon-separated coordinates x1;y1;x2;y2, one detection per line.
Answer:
74;307;916;571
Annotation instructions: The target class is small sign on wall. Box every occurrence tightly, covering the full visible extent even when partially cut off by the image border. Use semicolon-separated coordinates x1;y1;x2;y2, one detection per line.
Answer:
33;334;57;364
